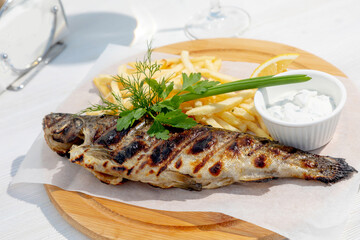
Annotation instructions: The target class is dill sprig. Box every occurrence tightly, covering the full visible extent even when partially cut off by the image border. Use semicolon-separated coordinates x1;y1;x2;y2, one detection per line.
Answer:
112;47;171;110
79;93;126;115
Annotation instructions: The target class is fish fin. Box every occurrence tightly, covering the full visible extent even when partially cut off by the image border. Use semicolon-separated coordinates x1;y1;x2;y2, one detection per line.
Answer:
91;171;124;185
69;145;125;184
150;170;202;191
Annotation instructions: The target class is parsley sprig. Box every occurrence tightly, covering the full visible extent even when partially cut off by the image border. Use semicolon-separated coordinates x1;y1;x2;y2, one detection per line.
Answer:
81;48;221;140
116;70;220;140
81;48;311;140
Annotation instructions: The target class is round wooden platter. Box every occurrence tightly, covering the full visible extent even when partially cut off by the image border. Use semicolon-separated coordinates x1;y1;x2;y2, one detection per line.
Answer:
45;38;346;240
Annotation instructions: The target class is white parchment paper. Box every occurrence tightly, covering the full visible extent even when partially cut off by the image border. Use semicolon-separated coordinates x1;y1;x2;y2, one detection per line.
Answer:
12;44;360;240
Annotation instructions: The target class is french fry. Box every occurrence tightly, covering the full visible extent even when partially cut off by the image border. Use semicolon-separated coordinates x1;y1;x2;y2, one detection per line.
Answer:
217;111;247;132
186;90;254;116
180;102;194;111
159;58;181;66
110;81;121;96
204;59;216;71
180;50;195;72
213;116;239;131
213;58;222;71
192;61;206;69
166;63;184;74
190;56;217;63
171;75;183;91
194;115;207;123
232;107;256;121
122;97;133;109
93;75;112;97
126;61;137;69
198;68;237;83
243;120;271;139
204;117;223;129
239;102;256;115
117;64;129;76
243;98;253;104
85;110;110;116
153;71;176;82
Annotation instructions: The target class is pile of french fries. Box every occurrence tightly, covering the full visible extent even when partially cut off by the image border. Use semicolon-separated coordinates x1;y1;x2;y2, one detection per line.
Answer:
92;51;271;139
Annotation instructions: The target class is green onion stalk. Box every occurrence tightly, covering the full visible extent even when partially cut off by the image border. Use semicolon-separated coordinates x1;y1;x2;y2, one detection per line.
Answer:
180;74;311;102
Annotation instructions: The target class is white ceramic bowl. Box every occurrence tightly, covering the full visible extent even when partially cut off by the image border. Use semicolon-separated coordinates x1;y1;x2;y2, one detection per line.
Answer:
254;69;346;151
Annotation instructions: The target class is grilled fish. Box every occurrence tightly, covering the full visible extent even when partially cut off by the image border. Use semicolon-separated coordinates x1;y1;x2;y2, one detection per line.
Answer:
43;113;356;190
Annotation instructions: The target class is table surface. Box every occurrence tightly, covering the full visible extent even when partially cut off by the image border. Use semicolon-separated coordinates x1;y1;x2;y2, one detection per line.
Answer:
1;0;360;239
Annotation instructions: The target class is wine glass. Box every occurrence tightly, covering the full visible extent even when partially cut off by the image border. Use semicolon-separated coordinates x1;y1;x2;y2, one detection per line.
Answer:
185;0;250;39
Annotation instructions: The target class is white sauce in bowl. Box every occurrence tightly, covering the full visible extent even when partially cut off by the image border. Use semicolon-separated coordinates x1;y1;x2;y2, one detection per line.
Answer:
266;89;335;123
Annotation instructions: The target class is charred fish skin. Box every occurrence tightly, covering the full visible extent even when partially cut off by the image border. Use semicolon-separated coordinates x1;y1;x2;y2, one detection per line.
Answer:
43;113;357;190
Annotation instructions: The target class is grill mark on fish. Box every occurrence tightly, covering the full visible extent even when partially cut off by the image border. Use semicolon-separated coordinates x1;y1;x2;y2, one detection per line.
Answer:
135;127;207;175
150;141;174;166
209;161;222;176
155;128;209;176
153;130;195;175
175;158;182;169
193;132;236;174
138;160;149;172
113;121;154;174
227;141;238;153
127;167;134;176
93;121;117;142
85;164;94;170
239;134;253;147
157;165;168;177
270;148;281;156
96;128;130;147
222;135;243;159
189;132;214;154
71;154;84;163
112;166;127;172
113;141;145;164
247;141;265;157
193;144;217;173
227;140;241;154
254;154;267;168
227;134;253;154
96;119;143;147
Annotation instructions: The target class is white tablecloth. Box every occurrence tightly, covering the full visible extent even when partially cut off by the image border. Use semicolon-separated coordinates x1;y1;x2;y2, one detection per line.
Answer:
1;0;360;239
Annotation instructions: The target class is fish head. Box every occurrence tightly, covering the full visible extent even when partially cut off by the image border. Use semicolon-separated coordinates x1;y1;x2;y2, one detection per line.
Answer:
43;113;85;156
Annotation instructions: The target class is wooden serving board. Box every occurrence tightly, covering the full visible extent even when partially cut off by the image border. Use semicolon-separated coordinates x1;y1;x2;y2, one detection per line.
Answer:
45;38;346;240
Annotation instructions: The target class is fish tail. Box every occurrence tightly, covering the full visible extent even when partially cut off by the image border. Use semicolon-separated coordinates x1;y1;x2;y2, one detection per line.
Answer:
315;156;357;183
303;155;357;184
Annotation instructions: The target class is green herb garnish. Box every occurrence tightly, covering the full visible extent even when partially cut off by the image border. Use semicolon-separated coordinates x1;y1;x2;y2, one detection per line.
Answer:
81;47;311;140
